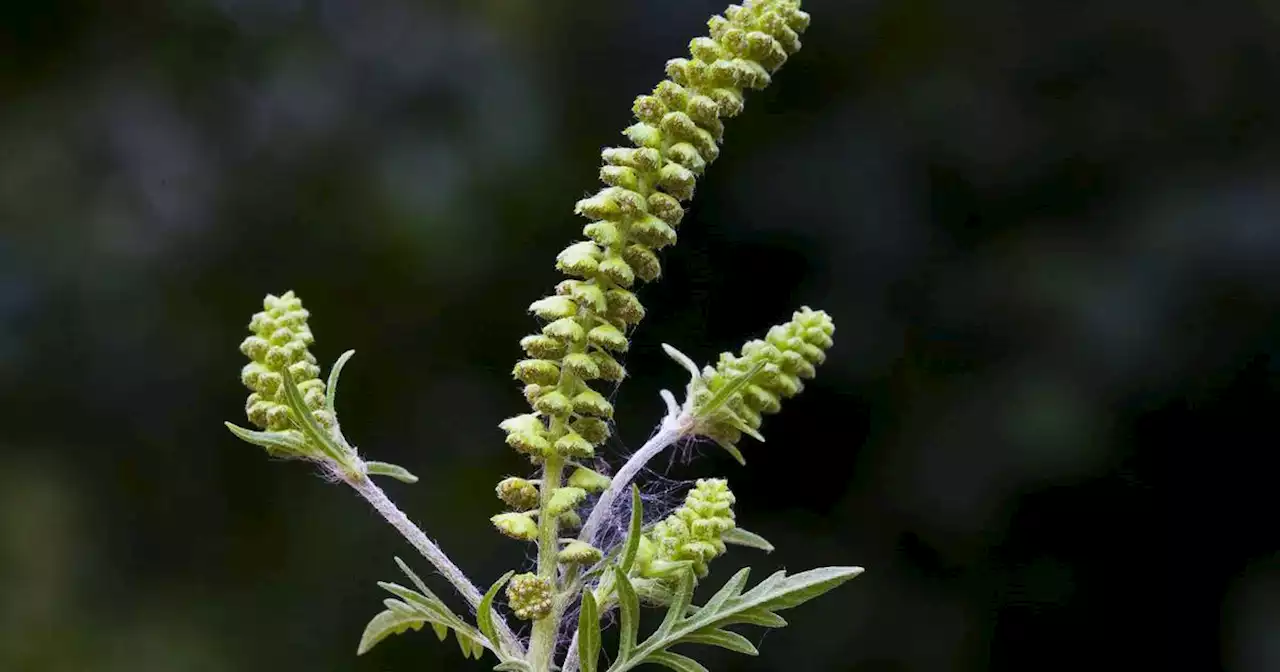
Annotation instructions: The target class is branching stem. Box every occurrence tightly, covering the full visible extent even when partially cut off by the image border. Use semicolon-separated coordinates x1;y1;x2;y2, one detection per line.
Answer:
346;469;526;658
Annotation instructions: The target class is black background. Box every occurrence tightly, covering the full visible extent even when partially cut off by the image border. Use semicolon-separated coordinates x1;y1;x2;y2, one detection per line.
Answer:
2;1;1273;670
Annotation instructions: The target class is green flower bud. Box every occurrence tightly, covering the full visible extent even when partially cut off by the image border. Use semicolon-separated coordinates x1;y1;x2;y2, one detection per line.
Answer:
543;317;586;343
496;477;540;511
546;487;587;516
599;256;636;287
491;512;539;541
572;390;614;418
513;359;561;385
562;352;600;380
506;573;554;621
529;296;578;320
520;334;567;359
554;432;595;459
587;324;629;352
583;220;622;247
570;417;611;444
606;289;645;325
559;511;582;529
533;390;574;417
559;540;604;565
556;241;602;277
237;291;326;432
567;467;611;493
692;306;834;454
590;352;627;382
640;479;737;580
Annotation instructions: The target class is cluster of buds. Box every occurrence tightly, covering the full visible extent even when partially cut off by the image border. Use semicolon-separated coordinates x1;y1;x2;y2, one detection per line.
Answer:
493;0;812;622
635;479;737;581
499;0;811;469
239;291;331;433
505;573;554;621
692;307;834;453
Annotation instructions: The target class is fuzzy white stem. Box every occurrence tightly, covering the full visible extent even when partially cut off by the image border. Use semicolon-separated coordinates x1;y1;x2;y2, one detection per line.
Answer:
346;471;525;658
561;404;692;672
577;412;688;547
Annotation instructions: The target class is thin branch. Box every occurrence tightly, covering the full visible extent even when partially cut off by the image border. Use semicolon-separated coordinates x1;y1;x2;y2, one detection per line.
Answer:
345;470;526;659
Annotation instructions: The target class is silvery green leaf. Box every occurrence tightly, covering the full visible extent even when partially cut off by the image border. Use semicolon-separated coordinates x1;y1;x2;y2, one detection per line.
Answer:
605;565;863;672
709;436;747;466
357;609;425;655
578;588;602;672
646;651;708;672
680;628;758;656
695;360;766;421
614;566;640;663
223;422;311;458
722;527;774;553
280;367;353;469
494;662;532;672
619;486;643;574
394;557;433;595
661;343;702;382
478;571;514;656
325;349;355;415
365;461;420;484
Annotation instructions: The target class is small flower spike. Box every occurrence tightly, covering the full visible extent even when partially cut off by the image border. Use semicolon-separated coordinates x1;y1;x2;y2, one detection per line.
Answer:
239;291;328;432
690;307;835;457
636;479;737;580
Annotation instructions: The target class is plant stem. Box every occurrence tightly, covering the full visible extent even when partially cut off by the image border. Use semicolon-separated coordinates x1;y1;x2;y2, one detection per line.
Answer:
560;409;689;672
346;471;525;658
528;433;567;670
577;415;686;546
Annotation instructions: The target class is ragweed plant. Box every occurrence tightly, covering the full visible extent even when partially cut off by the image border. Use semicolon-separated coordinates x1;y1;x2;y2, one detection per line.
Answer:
224;2;861;670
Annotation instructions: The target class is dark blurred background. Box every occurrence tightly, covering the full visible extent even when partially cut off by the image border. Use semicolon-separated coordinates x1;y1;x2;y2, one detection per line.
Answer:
1;0;1274;669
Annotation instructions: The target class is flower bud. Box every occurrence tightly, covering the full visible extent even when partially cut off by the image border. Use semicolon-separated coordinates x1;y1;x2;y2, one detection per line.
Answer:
559;541;604;565
491;512;539;541
496;477;540;511
506;573;553;621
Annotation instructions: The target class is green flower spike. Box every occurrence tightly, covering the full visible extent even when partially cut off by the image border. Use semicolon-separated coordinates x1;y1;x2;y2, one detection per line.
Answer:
501;0;811;473
506;573;554;621
239;291;327;432
637;479;737;581
688;306;835;461
226;291;365;476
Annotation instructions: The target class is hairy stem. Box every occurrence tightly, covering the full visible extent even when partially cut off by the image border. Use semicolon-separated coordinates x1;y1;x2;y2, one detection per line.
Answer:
528;452;565;670
560;406;689;672
578;413;687;546
346;471;525;658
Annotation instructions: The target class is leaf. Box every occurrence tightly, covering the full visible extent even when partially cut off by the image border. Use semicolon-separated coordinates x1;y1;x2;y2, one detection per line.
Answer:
656;570;695;640
394;556;432;595
695;360;766;423
494;662;533;671
478;571;514;655
365;461;420;484
604;565;863;672
326;349;356;414
661;343;702;381
701;567;750;616
362;577;493;661
680;628;758;656
357;609;425;655
578;588;602;672
223;422;312;458
646;651;709;672
619;486;643;574
280;367;353;469
709;437;747;466
722;527;774;553
614;566;640;663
